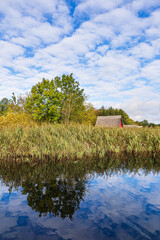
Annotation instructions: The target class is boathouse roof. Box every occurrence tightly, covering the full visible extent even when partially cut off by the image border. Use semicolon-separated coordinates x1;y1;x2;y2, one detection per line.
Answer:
96;115;123;127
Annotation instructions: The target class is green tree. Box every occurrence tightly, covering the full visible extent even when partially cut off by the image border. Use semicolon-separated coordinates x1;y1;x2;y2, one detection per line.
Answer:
55;74;86;123
141;120;149;127
25;78;63;122
0;98;9;115
25;75;85;123
69;103;97;125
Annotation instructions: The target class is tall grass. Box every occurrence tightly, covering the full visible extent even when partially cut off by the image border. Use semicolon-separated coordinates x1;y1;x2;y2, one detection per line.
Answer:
0;124;160;162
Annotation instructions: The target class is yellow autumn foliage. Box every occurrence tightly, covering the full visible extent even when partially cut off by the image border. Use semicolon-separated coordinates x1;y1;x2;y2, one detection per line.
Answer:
0;111;37;128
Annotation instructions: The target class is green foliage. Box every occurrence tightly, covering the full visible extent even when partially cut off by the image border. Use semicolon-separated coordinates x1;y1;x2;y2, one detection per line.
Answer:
135;120;160;128
55;73;86;123
69;103;97;125
140;120;149;127
0;98;10;115
25;78;63;122
98;106;135;125
25;74;85;123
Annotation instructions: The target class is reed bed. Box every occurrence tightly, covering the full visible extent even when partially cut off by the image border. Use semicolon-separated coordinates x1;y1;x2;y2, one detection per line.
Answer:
0;124;160;162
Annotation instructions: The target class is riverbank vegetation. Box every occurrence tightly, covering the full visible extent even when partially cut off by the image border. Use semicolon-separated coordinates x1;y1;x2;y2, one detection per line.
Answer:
0;124;160;162
0;74;159;127
0;74;160;163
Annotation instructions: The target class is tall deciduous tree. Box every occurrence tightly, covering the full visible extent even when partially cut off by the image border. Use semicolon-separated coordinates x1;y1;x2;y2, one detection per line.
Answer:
55;74;86;123
25;78;63;122
25;74;86;123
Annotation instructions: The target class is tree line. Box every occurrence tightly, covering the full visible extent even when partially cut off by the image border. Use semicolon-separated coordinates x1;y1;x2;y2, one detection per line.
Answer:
0;74;159;127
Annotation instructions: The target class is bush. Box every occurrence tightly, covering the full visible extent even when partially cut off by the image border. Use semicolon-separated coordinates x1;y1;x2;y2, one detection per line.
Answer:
0;111;37;128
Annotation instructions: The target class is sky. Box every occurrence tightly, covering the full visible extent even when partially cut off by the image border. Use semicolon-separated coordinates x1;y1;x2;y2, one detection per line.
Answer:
0;0;160;123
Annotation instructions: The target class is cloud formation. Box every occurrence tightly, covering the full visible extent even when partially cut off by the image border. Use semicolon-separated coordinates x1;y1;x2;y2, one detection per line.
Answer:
0;0;160;122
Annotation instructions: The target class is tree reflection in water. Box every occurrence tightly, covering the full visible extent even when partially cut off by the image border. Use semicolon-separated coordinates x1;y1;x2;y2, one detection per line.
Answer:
0;155;160;219
22;177;86;219
0;161;89;219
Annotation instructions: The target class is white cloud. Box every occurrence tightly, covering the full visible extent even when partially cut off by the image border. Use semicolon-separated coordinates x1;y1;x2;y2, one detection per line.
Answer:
131;0;160;12
130;42;155;59
74;0;124;17
115;98;160;123
141;60;160;84
0;41;24;67
0;0;160;122
0;0;72;46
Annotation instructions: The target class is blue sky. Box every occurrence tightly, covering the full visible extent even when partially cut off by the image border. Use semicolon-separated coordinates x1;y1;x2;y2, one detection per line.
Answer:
0;0;160;123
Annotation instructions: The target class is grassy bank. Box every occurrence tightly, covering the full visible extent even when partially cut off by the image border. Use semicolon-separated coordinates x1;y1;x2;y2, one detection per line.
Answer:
0;124;160;162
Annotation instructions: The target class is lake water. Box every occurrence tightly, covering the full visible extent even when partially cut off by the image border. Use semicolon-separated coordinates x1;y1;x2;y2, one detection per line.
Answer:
0;160;160;240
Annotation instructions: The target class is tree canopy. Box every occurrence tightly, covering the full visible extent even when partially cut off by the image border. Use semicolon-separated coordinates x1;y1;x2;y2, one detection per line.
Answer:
25;78;63;122
25;74;86;123
55;73;86;123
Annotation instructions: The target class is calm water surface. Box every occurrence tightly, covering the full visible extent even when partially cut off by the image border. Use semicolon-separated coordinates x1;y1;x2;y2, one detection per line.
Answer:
0;160;160;240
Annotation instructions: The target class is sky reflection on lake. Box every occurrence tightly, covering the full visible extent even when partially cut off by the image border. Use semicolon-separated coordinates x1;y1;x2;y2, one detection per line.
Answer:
0;166;160;240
